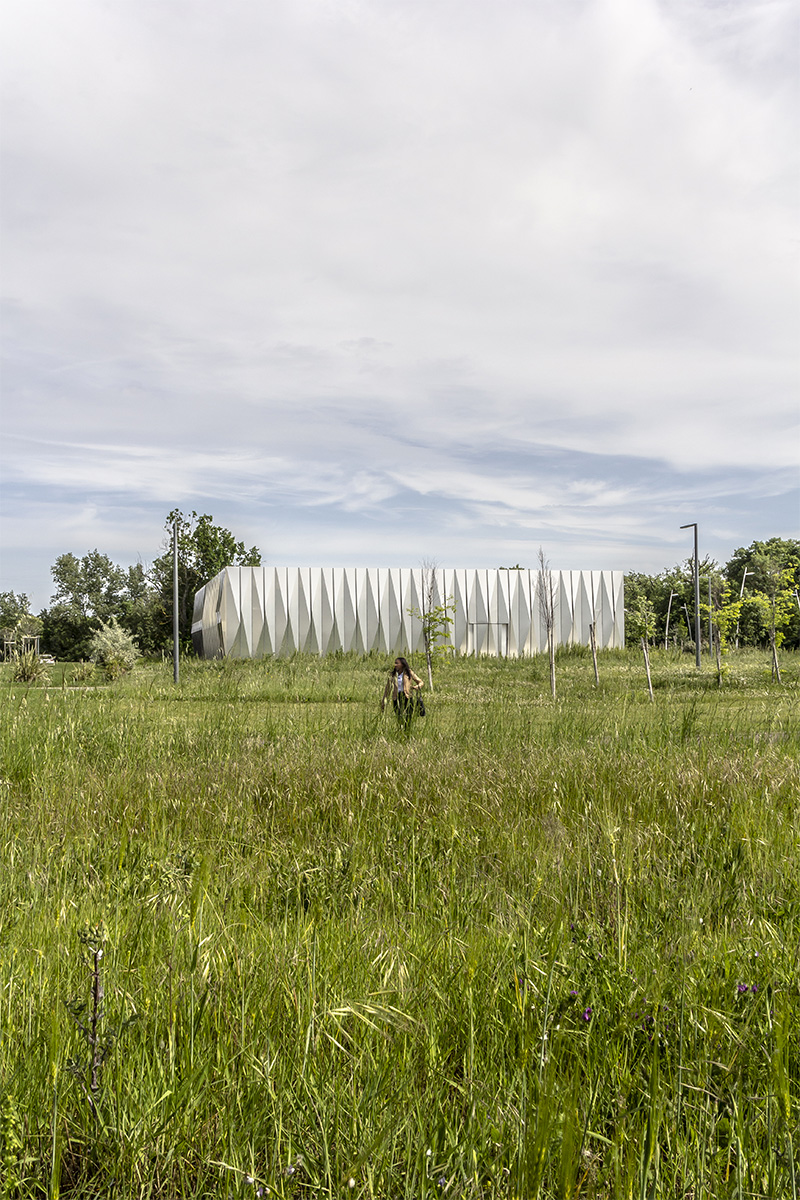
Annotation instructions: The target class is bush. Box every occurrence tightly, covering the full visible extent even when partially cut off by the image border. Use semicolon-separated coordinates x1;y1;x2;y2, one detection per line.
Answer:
69;660;96;684
11;650;51;685
89;618;141;680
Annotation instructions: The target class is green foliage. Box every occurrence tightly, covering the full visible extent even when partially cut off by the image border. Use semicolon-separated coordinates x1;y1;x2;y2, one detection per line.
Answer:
0;590;36;635
43;551;163;660
407;598;455;664
40;521;264;661
50;549;126;619
11;649;51;685
69;660;96;684
0;1091;24;1198
626;592;657;643
711;586;743;652
89;617;141;679
150;509;262;650
1;592;43;662
0;651;797;1194
726;538;800;649
625;557;723;650
626;539;800;653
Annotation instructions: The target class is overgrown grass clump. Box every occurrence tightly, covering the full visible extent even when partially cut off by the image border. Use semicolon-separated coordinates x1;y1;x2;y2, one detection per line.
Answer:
0;648;797;1197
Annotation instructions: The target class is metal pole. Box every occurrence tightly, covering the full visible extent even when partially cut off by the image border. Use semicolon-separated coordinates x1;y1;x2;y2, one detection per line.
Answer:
664;590;675;649
173;519;179;684
680;523;701;669
734;568;750;649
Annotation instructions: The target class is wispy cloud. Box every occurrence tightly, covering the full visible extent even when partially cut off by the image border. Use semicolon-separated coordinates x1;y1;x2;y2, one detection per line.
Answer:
1;0;797;607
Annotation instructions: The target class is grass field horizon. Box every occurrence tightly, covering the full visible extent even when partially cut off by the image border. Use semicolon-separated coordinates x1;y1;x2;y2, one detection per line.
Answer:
1;647;797;1197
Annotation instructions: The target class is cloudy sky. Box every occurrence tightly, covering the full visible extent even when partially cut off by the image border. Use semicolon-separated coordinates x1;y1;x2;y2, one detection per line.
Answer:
2;0;797;609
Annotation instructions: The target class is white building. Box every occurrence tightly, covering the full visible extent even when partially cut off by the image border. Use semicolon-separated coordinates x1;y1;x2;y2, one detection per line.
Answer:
192;566;624;659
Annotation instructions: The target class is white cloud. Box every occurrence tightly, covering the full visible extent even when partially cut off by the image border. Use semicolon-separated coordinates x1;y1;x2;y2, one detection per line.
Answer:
1;0;797;607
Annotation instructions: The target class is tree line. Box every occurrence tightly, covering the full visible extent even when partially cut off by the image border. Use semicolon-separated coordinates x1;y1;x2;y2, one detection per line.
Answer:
624;537;800;653
1;525;797;662
0;511;261;661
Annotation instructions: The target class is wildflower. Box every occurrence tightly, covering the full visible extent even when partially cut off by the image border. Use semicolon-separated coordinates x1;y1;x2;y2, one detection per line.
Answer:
438;1179;447;1189
737;983;748;994
569;989;578;997
348;1180;356;1190
582;1007;593;1021
751;984;758;993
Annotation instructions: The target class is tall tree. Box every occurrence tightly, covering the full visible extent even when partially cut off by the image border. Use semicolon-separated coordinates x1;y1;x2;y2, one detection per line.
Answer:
44;551;128;660
537;547;557;699
724;538;800;650
150;510;262;648
625;558;723;650
42;551;163;660
50;550;126;619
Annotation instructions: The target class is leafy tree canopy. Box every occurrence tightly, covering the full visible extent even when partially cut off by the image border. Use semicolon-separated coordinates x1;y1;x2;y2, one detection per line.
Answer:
0;591;39;638
43;552;162;660
150;510;262;647
625;538;800;650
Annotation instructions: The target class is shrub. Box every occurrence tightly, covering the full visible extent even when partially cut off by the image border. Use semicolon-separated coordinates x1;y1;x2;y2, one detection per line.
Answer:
11;650;51;685
89;618;141;680
69;660;96;684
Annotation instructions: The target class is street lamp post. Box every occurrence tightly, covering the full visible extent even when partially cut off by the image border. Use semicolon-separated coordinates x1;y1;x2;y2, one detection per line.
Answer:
173;519;179;684
734;569;750;650
664;590;677;649
708;574;713;659
680;523;701;669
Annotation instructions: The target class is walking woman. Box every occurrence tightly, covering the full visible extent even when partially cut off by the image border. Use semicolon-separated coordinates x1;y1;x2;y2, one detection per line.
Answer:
381;656;425;726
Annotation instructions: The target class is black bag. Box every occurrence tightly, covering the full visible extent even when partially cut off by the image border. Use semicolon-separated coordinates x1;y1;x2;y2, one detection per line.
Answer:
415;695;426;717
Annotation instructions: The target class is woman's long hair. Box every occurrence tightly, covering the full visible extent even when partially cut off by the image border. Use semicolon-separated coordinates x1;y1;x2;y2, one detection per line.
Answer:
394;656;412;676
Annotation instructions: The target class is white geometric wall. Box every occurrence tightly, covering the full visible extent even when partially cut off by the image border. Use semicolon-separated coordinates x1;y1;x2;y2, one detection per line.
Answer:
192;566;624;659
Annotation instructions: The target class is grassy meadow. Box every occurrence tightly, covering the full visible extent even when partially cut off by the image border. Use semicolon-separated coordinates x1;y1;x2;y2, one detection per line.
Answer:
0;647;798;1198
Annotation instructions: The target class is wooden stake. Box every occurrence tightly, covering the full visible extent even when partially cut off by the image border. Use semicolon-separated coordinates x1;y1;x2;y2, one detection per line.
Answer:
589;621;600;686
771;637;782;684
641;637;654;703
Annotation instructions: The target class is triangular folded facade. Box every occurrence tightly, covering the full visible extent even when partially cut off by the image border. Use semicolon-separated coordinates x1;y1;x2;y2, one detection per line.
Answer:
192;567;624;659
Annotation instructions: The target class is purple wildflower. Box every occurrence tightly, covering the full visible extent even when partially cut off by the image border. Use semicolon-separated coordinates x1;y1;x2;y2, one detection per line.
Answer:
582;1007;593;1021
737;983;748;994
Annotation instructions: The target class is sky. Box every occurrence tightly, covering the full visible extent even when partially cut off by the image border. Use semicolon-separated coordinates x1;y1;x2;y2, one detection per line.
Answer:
2;0;798;611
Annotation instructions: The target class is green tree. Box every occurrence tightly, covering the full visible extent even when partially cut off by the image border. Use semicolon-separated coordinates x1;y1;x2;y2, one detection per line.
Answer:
724;538;800;650
0;592;43;658
625;558;723;650
42;552;161;660
50;550;126;619
118;563;164;657
150;511;262;649
0;591;34;633
406;561;454;690
43;551;126;660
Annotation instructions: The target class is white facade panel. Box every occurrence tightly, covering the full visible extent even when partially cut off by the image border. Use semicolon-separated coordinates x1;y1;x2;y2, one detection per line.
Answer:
192;567;625;659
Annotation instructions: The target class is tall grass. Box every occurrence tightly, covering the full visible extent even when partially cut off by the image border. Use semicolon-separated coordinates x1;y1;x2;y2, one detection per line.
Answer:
0;648;797;1197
